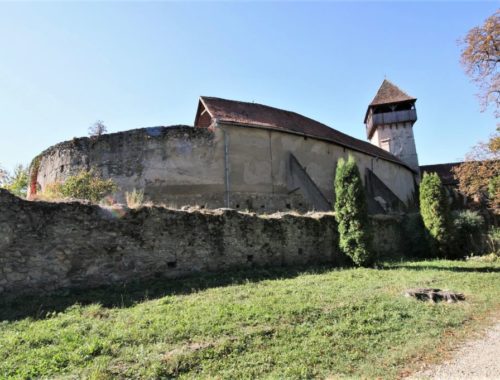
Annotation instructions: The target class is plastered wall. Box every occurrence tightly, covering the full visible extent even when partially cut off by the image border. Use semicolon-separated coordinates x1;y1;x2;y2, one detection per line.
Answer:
223;124;416;210
30;124;416;212
370;122;419;173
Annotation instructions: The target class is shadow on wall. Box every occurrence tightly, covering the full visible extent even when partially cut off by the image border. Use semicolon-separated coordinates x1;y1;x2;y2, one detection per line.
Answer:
0;264;340;322
364;168;410;214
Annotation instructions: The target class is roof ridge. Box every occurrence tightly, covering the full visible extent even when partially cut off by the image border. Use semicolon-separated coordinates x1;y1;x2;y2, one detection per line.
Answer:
199;96;416;172
200;96;323;125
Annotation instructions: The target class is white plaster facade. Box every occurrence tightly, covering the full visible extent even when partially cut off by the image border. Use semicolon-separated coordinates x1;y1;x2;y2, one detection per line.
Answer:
369;122;419;173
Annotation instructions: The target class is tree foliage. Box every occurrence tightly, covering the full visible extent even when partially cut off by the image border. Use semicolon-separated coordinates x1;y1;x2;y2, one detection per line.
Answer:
455;11;500;213
0;164;8;187
88;120;107;137
452;132;500;212
1;164;29;198
334;156;372;266
45;169;117;203
419;172;453;256
460;10;500;116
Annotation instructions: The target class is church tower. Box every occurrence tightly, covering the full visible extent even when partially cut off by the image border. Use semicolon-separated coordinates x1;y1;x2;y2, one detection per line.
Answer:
364;79;419;173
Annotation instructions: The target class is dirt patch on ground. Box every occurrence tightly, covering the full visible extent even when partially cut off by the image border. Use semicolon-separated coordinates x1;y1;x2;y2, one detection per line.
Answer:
409;320;500;379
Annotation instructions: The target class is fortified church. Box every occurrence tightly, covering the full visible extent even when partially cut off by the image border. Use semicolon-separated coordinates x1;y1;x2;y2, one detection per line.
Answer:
29;80;421;213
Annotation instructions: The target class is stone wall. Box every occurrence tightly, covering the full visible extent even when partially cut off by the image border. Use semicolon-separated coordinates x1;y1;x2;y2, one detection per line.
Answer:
30;126;227;208
370;214;405;261
0;190;405;298
30;124;417;213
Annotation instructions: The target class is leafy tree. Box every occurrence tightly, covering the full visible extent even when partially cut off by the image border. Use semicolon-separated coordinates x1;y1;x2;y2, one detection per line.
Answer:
452;132;500;211
88;120;107;137
460;10;500;116
419;172;453;256
454;11;499;213
334;156;372;266
2;164;29;198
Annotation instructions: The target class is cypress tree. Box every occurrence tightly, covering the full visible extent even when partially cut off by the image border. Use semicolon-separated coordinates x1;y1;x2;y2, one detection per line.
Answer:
334;156;372;266
419;172;452;256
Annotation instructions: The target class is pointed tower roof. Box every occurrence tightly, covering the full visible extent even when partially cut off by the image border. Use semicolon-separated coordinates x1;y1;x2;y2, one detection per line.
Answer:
369;79;416;106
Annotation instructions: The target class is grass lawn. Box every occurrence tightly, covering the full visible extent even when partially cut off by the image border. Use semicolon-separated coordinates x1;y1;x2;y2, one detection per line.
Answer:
1;259;499;379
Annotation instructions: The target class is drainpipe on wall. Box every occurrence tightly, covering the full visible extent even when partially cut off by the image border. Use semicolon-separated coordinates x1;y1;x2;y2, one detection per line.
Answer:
216;119;230;208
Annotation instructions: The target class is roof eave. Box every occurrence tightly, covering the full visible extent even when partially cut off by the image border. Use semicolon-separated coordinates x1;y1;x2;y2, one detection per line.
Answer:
194;96;215;127
370;97;417;107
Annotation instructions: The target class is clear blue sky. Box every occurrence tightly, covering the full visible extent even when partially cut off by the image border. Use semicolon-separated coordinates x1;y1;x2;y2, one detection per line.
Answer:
0;1;498;172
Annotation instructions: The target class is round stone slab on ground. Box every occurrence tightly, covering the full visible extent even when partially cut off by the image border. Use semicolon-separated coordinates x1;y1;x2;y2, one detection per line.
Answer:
404;288;465;303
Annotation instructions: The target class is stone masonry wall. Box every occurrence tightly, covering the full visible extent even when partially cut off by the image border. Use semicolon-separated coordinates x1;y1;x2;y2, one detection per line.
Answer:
0;190;404;298
30;126;226;208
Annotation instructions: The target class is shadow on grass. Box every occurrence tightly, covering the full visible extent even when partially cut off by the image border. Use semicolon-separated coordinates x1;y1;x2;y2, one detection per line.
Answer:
0;264;342;322
382;263;500;273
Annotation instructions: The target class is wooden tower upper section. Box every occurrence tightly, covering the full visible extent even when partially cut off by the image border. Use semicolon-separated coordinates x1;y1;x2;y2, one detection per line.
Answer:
364;79;419;173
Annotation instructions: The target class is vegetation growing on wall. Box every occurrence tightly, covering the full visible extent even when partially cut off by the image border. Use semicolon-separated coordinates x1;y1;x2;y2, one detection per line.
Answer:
125;188;144;208
419;172;453;257
334;156;372;266
41;169;117;203
28;155;42;197
88;120;107;137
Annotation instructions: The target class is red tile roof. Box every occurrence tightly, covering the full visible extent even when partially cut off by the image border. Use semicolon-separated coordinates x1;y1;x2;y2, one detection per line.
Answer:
370;79;416;106
196;96;415;172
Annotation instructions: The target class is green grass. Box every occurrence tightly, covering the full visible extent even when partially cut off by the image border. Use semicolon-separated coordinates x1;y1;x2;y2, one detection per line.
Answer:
1;260;499;379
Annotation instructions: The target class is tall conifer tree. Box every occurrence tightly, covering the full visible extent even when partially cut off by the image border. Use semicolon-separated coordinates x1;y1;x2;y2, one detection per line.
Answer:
334;156;372;266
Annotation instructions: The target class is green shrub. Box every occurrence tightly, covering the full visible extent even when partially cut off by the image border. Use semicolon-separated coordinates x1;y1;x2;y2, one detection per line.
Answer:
419;172;453;257
41;169;117;203
486;226;500;255
452;210;484;257
61;169;117;202
334;156;372;266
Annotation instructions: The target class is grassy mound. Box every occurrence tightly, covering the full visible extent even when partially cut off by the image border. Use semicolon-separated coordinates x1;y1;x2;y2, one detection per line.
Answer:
1;260;499;379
